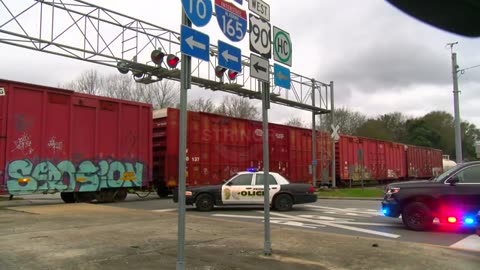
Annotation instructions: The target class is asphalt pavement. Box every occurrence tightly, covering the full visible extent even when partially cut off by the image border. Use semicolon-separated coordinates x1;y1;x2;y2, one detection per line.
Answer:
1;197;479;270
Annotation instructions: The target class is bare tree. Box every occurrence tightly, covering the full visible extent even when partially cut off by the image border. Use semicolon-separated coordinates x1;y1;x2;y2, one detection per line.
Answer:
63;69;103;95
101;74;136;101
139;80;179;109
188;97;216;113
215;96;259;120
319;107;367;135
285;116;305;127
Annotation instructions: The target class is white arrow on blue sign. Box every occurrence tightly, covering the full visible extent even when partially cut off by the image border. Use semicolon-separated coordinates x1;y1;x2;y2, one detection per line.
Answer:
274;63;291;89
180;25;210;62
181;0;213;27
218;40;242;73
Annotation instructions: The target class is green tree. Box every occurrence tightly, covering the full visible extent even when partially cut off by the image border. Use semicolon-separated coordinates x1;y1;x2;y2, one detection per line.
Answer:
356;119;394;141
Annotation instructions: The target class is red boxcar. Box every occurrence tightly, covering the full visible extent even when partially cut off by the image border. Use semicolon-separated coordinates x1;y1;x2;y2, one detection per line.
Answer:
406;145;443;178
152;108;332;192
336;135;407;182
0;79;152;197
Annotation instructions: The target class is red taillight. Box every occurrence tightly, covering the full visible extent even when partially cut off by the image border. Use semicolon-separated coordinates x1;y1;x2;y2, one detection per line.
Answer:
447;217;457;223
309;186;315;193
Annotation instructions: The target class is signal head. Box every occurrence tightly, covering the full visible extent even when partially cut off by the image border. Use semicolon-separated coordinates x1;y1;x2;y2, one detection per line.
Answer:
215;66;226;78
166;54;180;68
227;70;239;81
151;50;165;65
117;61;129;74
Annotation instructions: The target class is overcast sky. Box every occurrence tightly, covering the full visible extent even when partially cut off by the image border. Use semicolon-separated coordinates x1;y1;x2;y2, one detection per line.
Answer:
1;0;479;129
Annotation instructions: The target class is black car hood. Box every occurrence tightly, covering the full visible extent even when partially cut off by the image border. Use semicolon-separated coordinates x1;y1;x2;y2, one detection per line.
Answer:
387;180;439;189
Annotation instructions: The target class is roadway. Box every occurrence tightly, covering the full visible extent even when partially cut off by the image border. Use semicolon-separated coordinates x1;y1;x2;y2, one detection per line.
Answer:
4;193;479;253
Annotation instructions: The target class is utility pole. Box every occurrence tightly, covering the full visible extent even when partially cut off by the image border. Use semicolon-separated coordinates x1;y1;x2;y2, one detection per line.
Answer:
448;42;463;164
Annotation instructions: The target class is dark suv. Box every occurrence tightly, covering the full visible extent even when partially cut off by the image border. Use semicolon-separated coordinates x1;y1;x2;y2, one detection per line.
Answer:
382;161;480;231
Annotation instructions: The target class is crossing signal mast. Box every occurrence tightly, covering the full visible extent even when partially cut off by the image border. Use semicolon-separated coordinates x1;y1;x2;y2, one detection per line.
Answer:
0;0;332;113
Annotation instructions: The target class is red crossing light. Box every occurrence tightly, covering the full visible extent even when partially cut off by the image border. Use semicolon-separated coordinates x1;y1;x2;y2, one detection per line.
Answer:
151;50;165;65
215;66;226;78
227;70;239;81
166;54;180;68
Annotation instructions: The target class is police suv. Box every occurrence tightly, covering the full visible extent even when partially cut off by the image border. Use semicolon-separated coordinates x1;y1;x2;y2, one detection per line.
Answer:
173;171;317;211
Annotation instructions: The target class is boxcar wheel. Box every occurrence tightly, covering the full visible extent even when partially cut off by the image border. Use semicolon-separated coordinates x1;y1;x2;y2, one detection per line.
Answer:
60;192;75;203
114;189;128;201
274;194;293;211
402;202;434;231
195;194;214;212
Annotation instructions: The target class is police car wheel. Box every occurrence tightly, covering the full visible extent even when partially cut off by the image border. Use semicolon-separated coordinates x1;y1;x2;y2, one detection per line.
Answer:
195;194;214;211
274;194;293;211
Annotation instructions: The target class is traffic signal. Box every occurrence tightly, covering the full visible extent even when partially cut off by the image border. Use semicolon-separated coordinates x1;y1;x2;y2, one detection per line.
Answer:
215;66;239;81
151;49;165;65
117;61;129;74
227;70;239;81
215;66;226;78
166;54;180;68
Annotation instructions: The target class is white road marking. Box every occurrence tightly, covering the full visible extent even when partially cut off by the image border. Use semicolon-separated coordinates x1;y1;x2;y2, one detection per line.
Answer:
212;214;282;220
450;235;480;252
269;220;326;229
304;205;383;216
213;214;324;229
268;212;401;239
297;214;354;222
151;208;177;212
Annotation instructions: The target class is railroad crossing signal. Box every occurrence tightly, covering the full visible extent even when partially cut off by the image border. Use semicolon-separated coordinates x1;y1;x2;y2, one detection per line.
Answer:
331;124;340;141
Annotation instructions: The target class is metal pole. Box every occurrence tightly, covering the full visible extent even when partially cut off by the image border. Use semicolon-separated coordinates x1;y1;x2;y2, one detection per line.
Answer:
176;11;191;270
330;81;336;188
262;81;272;256
451;52;463;163
311;79;317;187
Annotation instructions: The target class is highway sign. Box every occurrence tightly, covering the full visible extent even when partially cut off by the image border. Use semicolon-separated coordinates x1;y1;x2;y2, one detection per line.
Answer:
215;0;247;42
249;14;271;59
250;53;269;82
180;25;210;62
218;40;242;73
181;0;213;27
249;0;270;21
273;26;292;66
274;64;290;89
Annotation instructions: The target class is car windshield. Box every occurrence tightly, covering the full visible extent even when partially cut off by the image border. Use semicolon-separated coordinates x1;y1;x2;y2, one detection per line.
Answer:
432;164;463;182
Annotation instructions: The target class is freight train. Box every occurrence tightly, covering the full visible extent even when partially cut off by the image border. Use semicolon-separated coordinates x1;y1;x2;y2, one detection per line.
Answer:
0;79;443;203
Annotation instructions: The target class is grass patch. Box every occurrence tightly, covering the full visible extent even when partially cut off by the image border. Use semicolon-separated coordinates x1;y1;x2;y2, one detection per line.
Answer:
317;187;384;198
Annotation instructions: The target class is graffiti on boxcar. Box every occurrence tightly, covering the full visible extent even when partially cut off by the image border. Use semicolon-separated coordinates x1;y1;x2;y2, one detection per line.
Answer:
6;159;144;195
11;132;35;155
47;136;63;153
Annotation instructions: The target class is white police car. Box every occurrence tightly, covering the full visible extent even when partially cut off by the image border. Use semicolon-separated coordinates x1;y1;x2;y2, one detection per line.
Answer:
173;171;317;211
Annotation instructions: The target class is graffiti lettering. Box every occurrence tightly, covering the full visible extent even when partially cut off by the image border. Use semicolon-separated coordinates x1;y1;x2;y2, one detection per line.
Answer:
6;159;144;195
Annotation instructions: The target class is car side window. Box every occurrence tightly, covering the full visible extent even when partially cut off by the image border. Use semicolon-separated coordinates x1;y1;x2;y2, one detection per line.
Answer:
456;165;480;183
229;174;253;185
255;174;278;185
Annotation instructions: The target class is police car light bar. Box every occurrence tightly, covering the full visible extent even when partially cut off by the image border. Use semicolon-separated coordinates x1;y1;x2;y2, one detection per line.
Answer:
246;168;257;172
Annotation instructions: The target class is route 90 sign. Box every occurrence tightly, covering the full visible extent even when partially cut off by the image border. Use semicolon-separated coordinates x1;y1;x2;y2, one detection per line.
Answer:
249;14;271;59
215;0;247;42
